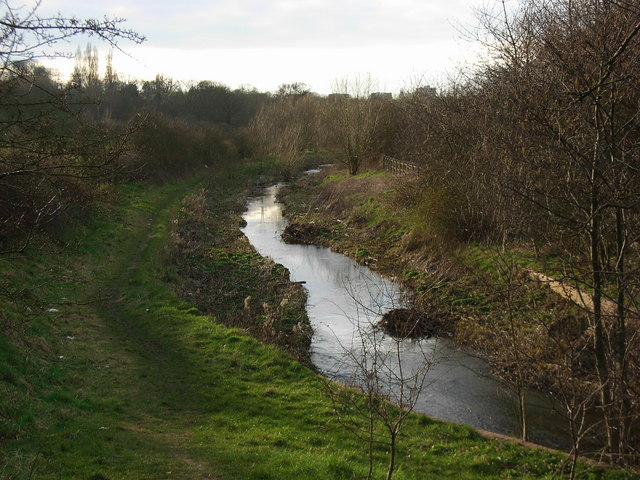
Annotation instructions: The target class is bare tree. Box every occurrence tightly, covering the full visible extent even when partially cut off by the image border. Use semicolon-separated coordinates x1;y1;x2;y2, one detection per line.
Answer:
329;76;387;175
250;92;323;178
0;1;143;66
323;274;435;480
0;0;144;251
475;0;640;463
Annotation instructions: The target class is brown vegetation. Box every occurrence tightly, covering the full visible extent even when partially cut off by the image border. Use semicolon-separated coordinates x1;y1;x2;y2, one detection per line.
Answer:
377;308;441;339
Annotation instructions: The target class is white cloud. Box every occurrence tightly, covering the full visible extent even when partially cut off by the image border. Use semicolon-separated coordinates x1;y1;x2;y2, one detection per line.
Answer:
36;0;486;92
37;0;480;48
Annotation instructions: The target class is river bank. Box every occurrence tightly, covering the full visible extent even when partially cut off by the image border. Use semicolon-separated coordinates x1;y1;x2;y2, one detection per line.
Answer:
276;166;639;461
276;167;587;355
241;181;576;450
0;162;635;479
165;172;313;364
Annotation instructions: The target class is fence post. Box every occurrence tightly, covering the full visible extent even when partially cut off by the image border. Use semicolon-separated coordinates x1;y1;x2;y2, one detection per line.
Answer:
382;155;422;175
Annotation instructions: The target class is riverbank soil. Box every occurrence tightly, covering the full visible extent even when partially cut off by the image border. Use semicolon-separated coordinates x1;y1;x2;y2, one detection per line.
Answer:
1;162;636;479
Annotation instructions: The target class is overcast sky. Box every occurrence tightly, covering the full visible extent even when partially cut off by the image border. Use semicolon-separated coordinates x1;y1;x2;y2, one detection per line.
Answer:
36;0;489;94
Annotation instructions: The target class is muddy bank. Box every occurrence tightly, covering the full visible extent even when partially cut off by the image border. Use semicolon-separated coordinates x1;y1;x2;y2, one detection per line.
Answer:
377;308;446;339
167;184;313;364
281;222;331;245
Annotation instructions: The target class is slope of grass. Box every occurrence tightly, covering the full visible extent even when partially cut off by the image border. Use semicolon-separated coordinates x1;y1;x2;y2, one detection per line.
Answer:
1;163;636;479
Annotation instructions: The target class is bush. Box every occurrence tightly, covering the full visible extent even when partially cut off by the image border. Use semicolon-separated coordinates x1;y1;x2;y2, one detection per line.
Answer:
413;185;466;241
131;110;235;181
410;179;493;246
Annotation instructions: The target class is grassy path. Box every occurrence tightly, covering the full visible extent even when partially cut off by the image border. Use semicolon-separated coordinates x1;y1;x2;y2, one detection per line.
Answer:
80;179;220;478
26;179;223;478
1;178;231;478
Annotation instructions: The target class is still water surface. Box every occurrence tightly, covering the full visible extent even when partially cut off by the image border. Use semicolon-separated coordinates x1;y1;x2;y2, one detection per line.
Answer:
241;183;567;448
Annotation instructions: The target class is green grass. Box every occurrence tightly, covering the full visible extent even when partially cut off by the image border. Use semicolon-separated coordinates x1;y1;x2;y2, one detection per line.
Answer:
1;163;637;479
461;244;563;278
322;169;391;184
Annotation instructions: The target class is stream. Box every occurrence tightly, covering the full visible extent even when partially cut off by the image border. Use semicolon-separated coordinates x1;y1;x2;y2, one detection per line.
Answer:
241;182;569;449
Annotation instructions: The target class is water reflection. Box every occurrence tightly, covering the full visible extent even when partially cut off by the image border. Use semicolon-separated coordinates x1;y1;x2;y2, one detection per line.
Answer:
241;184;568;449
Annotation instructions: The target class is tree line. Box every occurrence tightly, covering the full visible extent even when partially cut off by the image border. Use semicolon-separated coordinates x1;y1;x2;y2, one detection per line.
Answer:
0;1;277;251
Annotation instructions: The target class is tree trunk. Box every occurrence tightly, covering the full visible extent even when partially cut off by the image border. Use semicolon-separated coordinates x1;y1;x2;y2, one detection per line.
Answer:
614;205;630;457
386;431;397;480
517;384;528;442
590;158;613;454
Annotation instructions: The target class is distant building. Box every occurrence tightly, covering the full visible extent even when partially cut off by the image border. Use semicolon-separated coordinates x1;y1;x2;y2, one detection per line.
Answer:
370;92;393;99
328;93;350;100
414;86;437;97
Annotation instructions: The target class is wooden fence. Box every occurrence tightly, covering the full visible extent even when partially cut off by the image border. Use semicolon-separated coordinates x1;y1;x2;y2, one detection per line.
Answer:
382;155;422;175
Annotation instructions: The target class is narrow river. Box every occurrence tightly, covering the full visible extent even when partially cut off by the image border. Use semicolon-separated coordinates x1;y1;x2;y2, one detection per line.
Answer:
241;183;568;449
